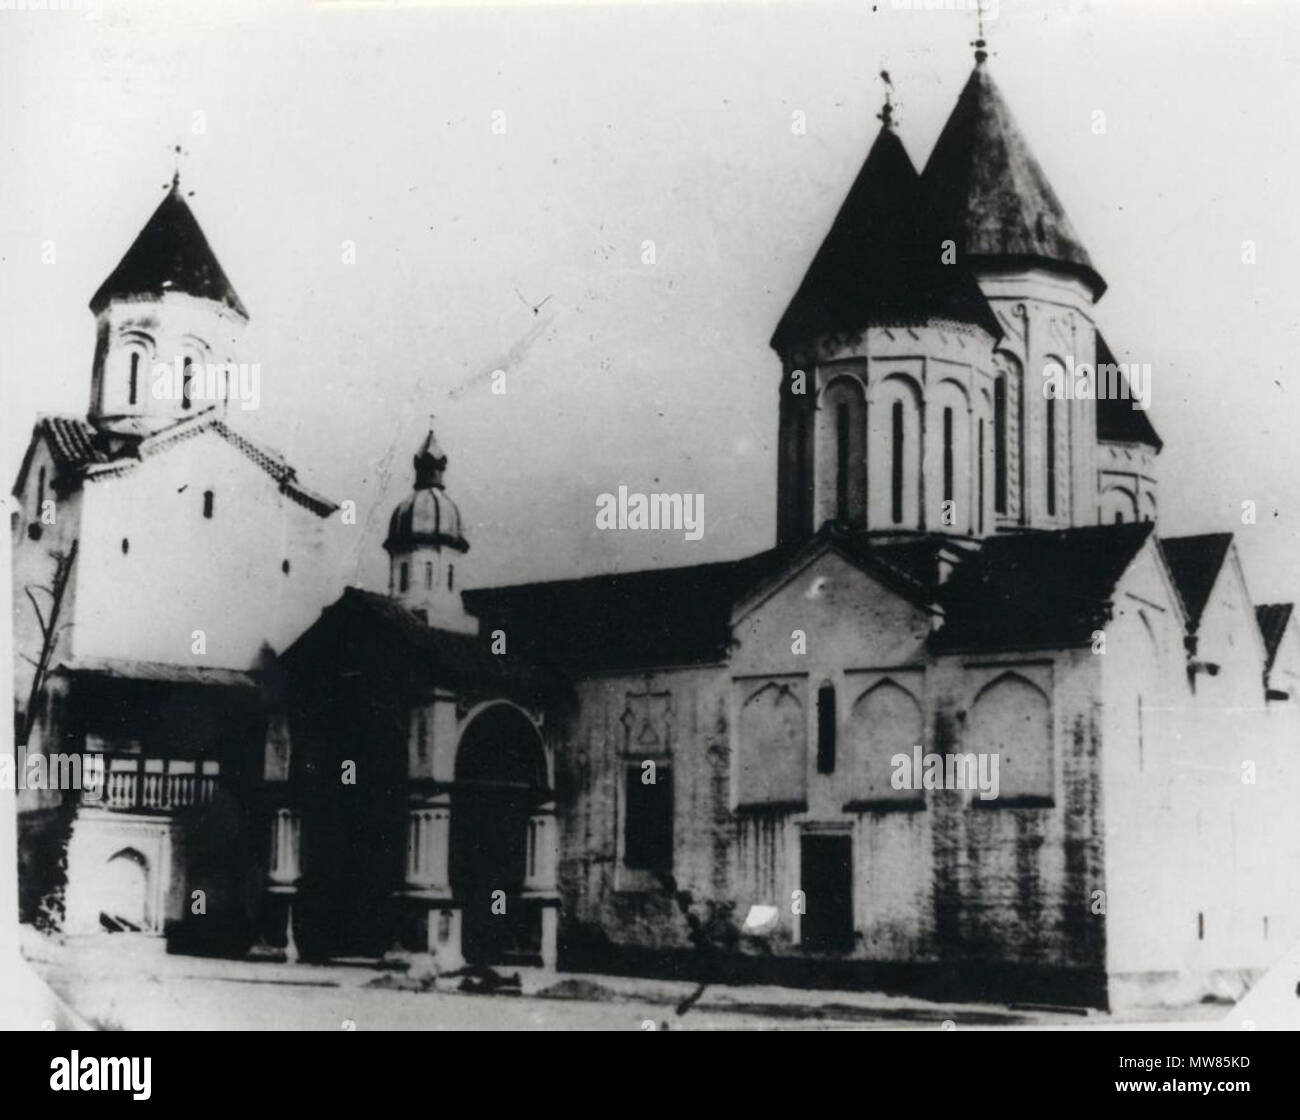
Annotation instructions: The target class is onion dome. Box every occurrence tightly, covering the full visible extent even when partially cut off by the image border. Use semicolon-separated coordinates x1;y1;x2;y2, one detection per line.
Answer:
383;427;469;554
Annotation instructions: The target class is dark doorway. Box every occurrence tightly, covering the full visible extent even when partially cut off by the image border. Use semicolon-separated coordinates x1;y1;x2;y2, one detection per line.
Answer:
800;834;853;952
450;704;547;965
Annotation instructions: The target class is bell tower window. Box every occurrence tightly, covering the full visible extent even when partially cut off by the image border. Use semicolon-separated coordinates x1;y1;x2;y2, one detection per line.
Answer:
182;358;193;411
129;352;140;406
1045;396;1057;516
942;407;954;504
835;403;850;521
994;375;1007;514
891;400;904;525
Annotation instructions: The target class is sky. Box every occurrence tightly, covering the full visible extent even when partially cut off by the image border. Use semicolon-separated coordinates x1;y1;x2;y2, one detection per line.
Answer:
2;0;1299;603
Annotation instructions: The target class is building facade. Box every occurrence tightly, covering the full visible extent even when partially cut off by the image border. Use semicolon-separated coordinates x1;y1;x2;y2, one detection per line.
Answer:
14;52;1300;1010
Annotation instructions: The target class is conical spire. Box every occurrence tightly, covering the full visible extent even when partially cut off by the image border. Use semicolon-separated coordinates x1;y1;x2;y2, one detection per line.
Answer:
90;180;248;317
922;61;1105;298
771;120;1001;353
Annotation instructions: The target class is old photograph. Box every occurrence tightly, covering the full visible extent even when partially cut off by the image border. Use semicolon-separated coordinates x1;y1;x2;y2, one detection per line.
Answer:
2;0;1299;1048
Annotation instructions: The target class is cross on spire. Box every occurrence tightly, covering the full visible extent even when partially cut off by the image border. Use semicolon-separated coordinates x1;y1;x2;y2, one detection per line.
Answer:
972;3;990;64
167;142;190;193
877;70;896;129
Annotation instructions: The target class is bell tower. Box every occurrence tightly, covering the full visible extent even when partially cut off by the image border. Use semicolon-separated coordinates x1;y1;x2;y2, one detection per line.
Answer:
383;422;475;633
87;175;249;434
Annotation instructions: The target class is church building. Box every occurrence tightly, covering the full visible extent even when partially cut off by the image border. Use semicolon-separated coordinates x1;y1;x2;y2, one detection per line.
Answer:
13;48;1300;1011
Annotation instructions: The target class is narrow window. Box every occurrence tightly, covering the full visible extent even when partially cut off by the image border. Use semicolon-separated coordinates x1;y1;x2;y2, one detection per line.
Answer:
425;561;433;590
891;400;904;525
1114;511;1124;524
202;490;214;519
624;763;673;871
816;683;836;774
447;564;454;591
182;358;193;411
282;559;290;575
993;376;1007;513
835;403;850;521
36;467;46;515
1045;396;1056;516
400;562;409;592
1197;911;1204;941
978;419;985;534
129;352;140;405
415;709;428;764
942;406;954;504
795;409;810;526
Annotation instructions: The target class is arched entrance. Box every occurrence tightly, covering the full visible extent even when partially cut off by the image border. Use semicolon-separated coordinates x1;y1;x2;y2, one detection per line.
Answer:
450;704;548;965
100;849;150;931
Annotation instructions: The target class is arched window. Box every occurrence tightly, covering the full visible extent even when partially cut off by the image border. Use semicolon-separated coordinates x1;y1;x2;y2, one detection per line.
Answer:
816;683;836;774
1045;395;1057;516
400;562;409;592
181;358;193;411
822;377;865;526
129;352;140;406
202;490;214;519
993;375;1007;513
847;679;923;805
891;400;904;524
36;467;46;515
942;406;954;504
835;404;850;521
978;419;986;534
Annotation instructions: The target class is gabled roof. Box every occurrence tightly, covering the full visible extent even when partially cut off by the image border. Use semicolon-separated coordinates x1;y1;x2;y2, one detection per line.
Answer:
284;587;562;700
922;61;1105;299
54;657;258;690
90;183;248;317
1255;603;1293;673
1095;335;1162;450
12;408;337;517
771;122;1001;353
930;522;1154;653
1159;533;1234;629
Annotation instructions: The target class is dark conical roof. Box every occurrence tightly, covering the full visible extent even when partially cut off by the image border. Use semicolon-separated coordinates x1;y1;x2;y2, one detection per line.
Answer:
90;182;248;317
922;61;1105;298
771;123;1001;354
1095;334;1162;450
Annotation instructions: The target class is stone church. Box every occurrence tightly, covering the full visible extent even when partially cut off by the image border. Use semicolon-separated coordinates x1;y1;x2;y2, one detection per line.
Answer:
12;49;1300;1009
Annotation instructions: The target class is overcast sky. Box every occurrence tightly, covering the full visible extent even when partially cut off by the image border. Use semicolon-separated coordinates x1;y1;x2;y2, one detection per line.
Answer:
3;0;1299;603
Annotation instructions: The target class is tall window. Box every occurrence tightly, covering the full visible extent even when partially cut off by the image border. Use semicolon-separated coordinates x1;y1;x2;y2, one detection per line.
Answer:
447;564;454;591
891;400;904;524
414;709;429;764
36;467;46;515
624;762;673;871
1045;396;1057;516
181;358;193;411
202;489;214;519
425;561;433;590
978;419;985;534
942;406;954;505
129;352;140;405
399;562;409;592
993;375;1007;513
816;683;836;774
835;403;850;521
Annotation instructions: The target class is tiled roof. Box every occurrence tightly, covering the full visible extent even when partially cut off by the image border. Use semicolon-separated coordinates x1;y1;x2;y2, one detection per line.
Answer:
284;587;564;700
90;184;247;317
771;123;1001;353
930;522;1155;653
1255;603;1293;672
1095;335;1162;450
15;409;336;517
923;61;1104;298
55;657;258;690
1159;533;1234;629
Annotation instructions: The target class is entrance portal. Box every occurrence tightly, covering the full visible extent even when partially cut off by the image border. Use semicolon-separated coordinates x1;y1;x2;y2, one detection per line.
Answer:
799;834;853;952
450;704;548;965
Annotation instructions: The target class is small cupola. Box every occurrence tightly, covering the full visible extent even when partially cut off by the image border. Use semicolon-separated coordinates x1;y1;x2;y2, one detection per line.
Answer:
382;420;475;633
